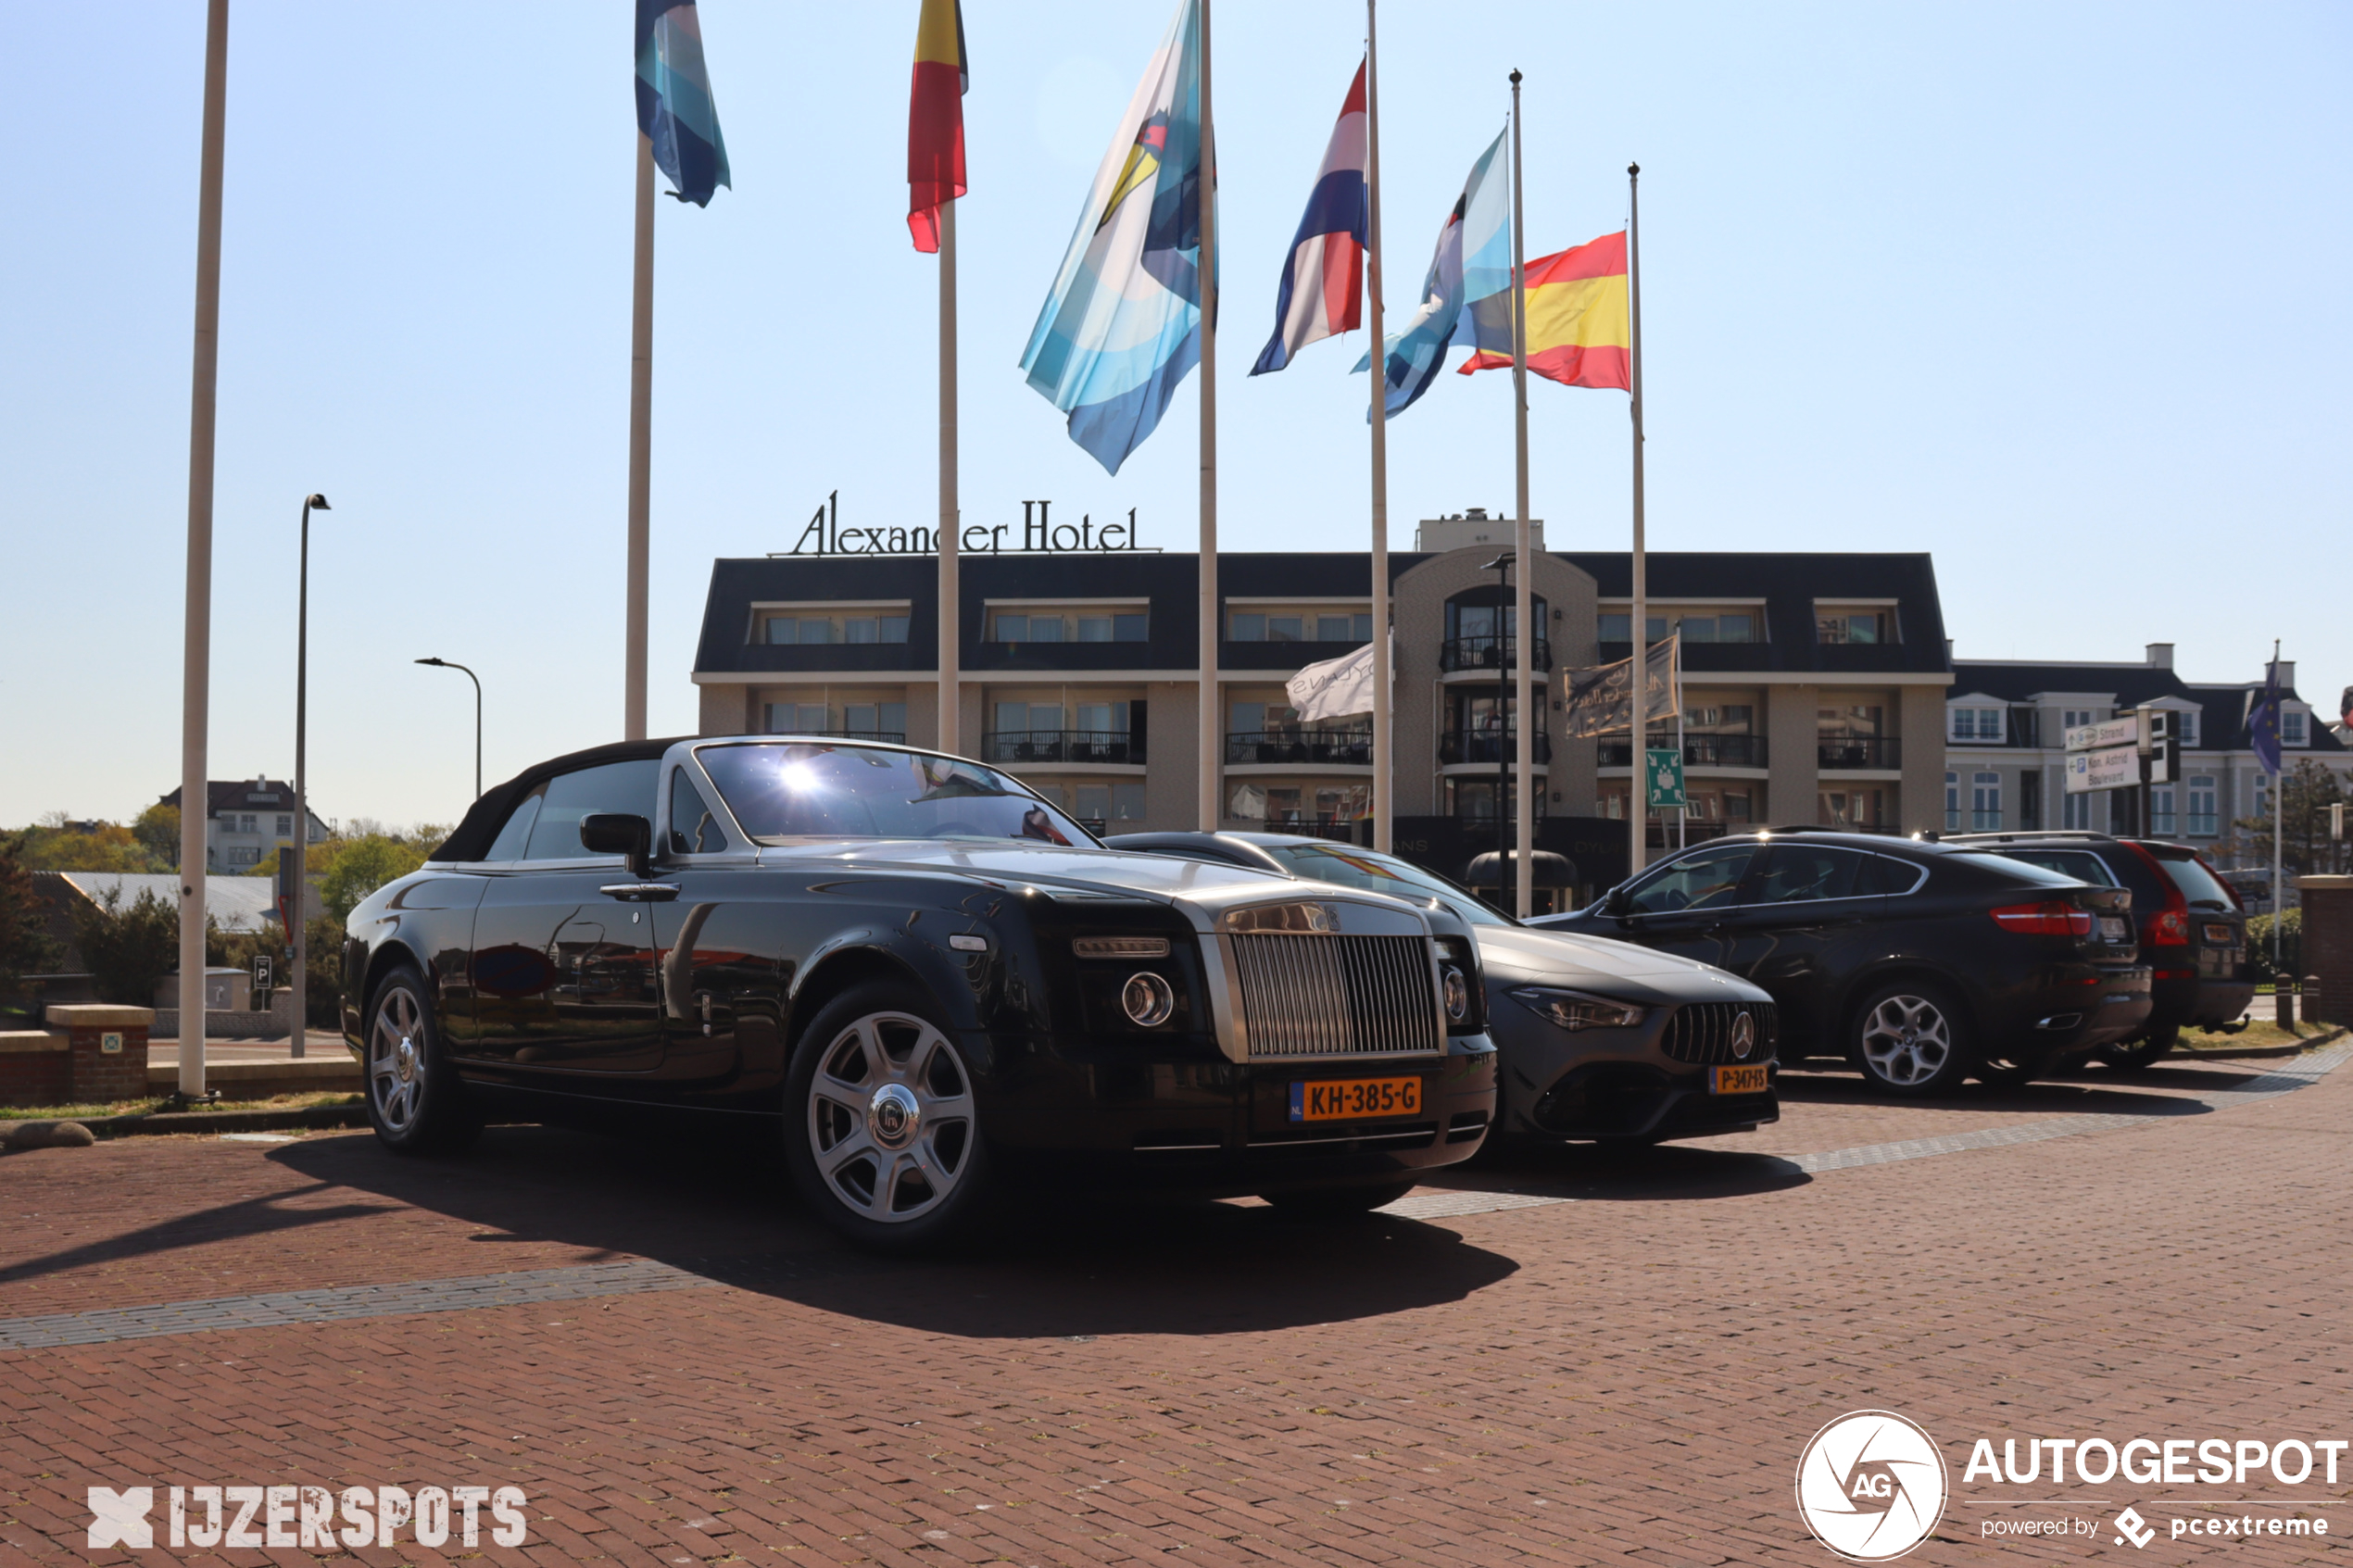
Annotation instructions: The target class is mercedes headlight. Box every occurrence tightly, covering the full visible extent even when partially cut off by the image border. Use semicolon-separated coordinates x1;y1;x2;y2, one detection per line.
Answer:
1508;986;1647;1033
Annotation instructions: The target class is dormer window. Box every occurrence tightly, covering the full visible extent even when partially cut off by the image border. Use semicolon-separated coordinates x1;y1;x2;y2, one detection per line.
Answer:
2284;710;2308;746
1949;707;2003;742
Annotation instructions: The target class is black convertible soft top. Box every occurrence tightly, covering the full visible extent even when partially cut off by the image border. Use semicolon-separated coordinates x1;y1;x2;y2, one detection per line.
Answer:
427;736;695;863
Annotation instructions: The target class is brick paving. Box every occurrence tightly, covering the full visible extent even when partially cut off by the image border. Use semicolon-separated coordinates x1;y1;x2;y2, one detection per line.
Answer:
2;1051;2347;1565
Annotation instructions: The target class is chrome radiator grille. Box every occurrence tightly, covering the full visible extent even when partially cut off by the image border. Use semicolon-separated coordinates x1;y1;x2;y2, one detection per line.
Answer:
1227;935;1443;1060
1661;1002;1778;1065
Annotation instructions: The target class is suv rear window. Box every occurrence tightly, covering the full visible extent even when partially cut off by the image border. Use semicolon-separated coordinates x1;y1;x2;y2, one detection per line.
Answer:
2151;851;2238;910
1996;849;2120;886
1948;851;2086;888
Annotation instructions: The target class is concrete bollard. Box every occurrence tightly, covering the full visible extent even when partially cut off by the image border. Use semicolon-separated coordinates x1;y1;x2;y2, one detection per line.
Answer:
2275;982;2295;1028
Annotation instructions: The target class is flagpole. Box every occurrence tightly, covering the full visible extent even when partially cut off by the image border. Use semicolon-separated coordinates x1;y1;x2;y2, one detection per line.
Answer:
2272;639;2284;974
937;200;961;755
625;133;656;742
178;0;231;1098
1366;3;1391;855
1626;161;1648;880
1508;72;1532;917
1196;0;1220;833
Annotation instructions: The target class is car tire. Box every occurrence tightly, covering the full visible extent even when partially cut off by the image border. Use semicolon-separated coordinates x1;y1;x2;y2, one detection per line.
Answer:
784;980;995;1253
1259;1179;1416;1216
1849;980;1973;1096
2103;1022;2180;1073
362;962;480;1154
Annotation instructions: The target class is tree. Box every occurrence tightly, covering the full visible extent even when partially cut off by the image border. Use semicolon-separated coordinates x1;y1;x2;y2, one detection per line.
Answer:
70;885;180;1006
321;835;430;922
133;803;181;869
2230;759;2351;878
0;852;60;993
11;819;159;873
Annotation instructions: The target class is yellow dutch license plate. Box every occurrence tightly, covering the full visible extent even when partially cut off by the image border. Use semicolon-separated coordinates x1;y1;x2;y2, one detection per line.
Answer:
1290;1075;1423;1123
1712;1064;1770;1096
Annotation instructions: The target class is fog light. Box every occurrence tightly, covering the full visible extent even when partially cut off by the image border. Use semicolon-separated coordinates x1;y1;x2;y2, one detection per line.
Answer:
1442;965;1471;1022
1122;972;1176;1027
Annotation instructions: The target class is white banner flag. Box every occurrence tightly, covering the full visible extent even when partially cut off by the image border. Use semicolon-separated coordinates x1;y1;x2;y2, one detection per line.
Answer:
1285;637;1389;722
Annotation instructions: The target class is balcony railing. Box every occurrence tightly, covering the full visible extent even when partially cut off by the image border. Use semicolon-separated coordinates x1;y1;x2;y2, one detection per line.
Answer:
981;730;1145;765
1439;731;1554;765
1440;635;1553;673
1225;730;1373;766
1818;735;1902;770
1596;734;1768;769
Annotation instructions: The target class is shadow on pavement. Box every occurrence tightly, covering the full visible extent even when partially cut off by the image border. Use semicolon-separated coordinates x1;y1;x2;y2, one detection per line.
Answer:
1420;1138;1812;1203
263;1126;1521;1338
1770;1060;2268;1119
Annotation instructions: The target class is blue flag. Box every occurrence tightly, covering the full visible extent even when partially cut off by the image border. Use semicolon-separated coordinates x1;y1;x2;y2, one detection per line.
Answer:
2249;659;2284;776
636;1;731;207
1019;0;1209;475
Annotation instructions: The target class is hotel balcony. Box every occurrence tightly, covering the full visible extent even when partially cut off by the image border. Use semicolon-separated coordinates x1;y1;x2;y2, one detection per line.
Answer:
1596;734;1769;769
980;730;1146;766
1439;730;1554;766
1439;635;1553;674
1817;735;1902;770
1224;729;1374;767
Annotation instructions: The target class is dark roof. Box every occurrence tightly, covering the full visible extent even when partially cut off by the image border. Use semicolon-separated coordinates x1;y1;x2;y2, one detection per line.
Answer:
157;779;303;814
1950;661;2345;755
696;550;1948;679
431;736;692;863
1560;551;1951;677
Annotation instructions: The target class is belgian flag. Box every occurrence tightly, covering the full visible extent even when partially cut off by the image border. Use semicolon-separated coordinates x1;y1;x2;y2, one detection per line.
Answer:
908;0;968;252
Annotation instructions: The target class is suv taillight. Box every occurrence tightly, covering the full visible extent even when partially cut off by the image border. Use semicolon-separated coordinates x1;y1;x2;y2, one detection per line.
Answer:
2124;841;2191;946
1990;900;2093;937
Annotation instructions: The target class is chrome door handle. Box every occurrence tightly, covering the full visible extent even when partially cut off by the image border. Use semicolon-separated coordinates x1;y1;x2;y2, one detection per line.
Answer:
600;883;681;902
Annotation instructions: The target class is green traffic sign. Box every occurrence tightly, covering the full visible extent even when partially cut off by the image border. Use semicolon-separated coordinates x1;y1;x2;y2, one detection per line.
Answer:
1645;747;1687;809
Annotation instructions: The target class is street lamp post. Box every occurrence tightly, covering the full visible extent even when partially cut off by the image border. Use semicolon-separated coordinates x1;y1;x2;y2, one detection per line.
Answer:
292;493;330;1060
414;658;483;798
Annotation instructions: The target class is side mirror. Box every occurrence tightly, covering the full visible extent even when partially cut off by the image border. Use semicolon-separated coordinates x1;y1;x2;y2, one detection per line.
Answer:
579;812;652;877
1603;885;1632;918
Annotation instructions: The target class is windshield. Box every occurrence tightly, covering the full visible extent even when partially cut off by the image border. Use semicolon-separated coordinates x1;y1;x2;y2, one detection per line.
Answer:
2154;850;2238;910
696;742;1096;846
1259;842;1514;927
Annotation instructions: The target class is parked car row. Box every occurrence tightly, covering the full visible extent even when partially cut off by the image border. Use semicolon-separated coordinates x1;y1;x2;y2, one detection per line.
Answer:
339;734;2246;1253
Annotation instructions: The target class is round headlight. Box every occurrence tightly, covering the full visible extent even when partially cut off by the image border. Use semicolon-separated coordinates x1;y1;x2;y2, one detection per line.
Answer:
1441;964;1471;1022
1122;971;1176;1027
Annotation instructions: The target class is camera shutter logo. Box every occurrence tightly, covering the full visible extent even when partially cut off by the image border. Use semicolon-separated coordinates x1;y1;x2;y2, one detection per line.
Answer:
1794;1411;1947;1562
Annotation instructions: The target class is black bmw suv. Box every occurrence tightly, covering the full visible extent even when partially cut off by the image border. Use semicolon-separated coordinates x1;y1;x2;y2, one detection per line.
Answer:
1940;832;2253;1066
1531;831;2152;1094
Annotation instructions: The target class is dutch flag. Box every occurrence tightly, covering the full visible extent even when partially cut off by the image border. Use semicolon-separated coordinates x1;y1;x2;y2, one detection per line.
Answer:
1250;62;1368;376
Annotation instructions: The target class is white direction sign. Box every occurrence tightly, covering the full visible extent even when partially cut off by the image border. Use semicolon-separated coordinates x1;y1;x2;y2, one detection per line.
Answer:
2065;744;2141;794
2064;715;2139;753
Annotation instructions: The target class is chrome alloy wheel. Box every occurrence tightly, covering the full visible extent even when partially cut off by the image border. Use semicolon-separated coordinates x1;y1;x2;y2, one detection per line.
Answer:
369;984;428;1135
1859;994;1953;1086
806;1010;975;1223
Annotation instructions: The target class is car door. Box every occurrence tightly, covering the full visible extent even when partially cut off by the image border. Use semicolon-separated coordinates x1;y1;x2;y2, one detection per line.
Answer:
645;759;790;1094
1710;844;1883;1045
465;758;666;1078
1610;840;1768;969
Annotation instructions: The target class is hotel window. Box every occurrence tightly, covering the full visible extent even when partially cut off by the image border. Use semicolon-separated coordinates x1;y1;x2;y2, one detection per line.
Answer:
1071;783;1146;826
992;608;1146;643
1819;789;1886;829
2062;789;2093;831
2187;776;2218;836
2150;786;2177;835
1684;787;1755;824
763;612;909;646
839;702;907;739
237;813;258;834
1950;707;2004;742
1675;613;1756;644
2284;710;2307;746
765;702;831;735
1816;607;1894;645
227;846;261;866
1229;609;1371;642
274;815;292;836
1971;771;2002;832
2175;710;2199;747
2061;709;2103;733
994;701;1066;737
1943;772;1959;832
2018;772;2041;830
1597;614;1669;643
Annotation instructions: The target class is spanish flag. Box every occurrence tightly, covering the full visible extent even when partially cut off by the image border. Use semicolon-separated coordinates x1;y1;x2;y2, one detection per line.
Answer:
907;0;968;252
1460;229;1630;391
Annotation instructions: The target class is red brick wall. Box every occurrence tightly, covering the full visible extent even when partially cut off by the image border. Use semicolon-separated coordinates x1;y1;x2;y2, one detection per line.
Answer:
0;1051;71;1108
68;1024;149;1103
2302;884;2353;1027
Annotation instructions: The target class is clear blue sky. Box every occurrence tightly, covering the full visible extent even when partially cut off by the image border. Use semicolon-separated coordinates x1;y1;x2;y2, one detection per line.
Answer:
4;2;2347;831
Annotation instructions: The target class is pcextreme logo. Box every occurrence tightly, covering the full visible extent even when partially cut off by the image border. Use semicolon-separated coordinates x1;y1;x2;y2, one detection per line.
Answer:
1794;1411;1950;1562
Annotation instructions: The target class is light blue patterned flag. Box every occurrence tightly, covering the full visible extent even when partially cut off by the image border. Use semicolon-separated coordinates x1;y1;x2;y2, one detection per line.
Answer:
637;1;730;207
1354;130;1510;417
1019;0;1209;474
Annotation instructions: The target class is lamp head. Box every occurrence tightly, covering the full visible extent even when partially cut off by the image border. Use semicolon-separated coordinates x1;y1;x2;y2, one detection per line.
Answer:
306;494;331;511
1483;551;1514;578
415;658;445;668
